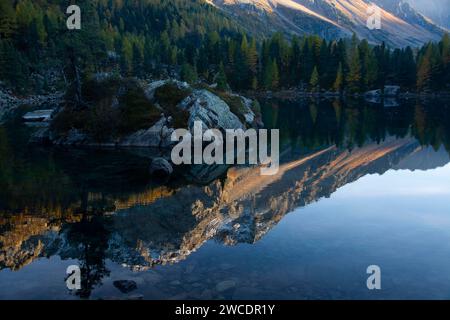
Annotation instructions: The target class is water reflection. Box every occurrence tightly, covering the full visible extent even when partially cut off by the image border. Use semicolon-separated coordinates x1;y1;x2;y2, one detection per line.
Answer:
1;98;450;299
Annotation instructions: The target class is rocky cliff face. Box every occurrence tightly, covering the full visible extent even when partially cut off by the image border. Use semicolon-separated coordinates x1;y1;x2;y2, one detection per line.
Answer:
210;0;445;47
2;137;448;271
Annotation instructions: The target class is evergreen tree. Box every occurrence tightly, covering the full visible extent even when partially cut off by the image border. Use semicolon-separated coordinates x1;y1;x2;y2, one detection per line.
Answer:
333;62;344;93
347;45;362;93
417;46;432;92
181;63;198;84
215;62;229;91
309;66;320;92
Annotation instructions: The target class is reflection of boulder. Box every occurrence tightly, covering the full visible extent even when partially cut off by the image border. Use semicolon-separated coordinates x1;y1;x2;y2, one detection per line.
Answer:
383;98;400;108
384;85;401;97
149;158;173;178
97;137;449;268
365;89;382;97
365;94;382;104
2;138;450;272
365;87;400;106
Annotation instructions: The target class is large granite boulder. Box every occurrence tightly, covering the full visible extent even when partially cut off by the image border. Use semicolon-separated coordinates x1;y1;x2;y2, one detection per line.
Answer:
120;116;174;148
179;90;245;132
238;95;256;125
145;80;189;101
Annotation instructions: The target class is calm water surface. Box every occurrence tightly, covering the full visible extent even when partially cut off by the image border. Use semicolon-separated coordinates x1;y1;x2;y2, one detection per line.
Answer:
1;98;450;300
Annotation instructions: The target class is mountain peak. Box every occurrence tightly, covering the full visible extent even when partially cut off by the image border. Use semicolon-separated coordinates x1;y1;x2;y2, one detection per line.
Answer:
209;0;445;47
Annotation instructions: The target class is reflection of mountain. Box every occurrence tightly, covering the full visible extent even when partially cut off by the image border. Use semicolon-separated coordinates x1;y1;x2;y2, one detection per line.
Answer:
2;137;449;271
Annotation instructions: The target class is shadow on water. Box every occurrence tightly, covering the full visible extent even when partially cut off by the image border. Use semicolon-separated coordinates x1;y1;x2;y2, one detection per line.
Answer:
1;97;450;299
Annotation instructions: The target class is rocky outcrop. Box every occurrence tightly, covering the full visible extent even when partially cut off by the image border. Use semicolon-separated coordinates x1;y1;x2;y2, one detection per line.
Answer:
180;89;245;132
120;116;174;148
145;79;189;101
35;80;258;149
52;129;90;146
23;109;55;122
0;90;63;124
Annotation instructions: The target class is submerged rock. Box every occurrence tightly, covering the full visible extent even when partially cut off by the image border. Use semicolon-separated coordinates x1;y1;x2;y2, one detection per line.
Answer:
216;280;236;293
113;280;137;293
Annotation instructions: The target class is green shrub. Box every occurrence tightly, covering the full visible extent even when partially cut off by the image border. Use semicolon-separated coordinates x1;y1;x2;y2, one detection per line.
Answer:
82;77;121;104
118;86;161;134
154;83;192;108
154;83;191;128
85;100;120;141
51;108;90;134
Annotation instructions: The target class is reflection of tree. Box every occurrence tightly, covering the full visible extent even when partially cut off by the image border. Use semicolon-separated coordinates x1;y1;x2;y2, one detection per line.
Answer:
65;215;111;299
260;97;450;156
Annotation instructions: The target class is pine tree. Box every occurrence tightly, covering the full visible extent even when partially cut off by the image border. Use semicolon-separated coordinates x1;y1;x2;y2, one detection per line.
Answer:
309;66;320;92
347;46;362;93
333;62;344;93
181;63;198;84
442;34;450;89
0;0;17;39
417;47;432;92
215;62;229;91
263;59;279;90
271;59;279;90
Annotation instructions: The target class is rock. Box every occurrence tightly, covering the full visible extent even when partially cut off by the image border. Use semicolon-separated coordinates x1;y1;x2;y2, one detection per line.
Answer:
179;90;245;132
23;109;54;122
93;72;113;82
120;116;174;148
127;294;144;300
170;280;182;286
29;127;51;144
1;90;63;124
365;89;382;97
216;280;236;293
53;129;89;145
384;85;400;96
149;158;173;178
238;95;256;125
145;80;189;101
113;280;137;293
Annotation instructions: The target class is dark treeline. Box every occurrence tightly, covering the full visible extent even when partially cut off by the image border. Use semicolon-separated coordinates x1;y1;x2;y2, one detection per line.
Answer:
0;0;449;94
261;98;450;154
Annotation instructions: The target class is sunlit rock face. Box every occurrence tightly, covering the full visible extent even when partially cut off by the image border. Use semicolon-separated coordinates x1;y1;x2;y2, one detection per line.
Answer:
2;136;448;272
405;0;450;29
210;0;445;47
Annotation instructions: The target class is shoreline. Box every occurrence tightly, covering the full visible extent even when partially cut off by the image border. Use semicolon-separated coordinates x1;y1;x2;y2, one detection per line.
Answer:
249;90;450;101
